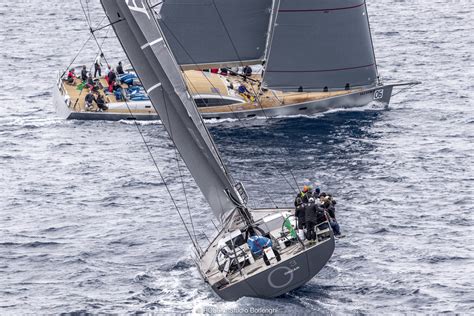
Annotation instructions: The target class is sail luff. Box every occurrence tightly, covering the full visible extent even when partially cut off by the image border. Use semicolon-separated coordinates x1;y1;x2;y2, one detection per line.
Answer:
101;0;242;222
262;0;281;66
363;0;380;83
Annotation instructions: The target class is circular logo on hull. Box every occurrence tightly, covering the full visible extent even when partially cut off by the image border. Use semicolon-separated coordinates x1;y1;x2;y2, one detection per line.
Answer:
267;266;294;289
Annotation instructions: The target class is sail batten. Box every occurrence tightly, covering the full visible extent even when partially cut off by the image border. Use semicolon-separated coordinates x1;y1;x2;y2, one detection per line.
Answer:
101;0;241;222
278;2;365;12
266;63;375;73
263;0;378;92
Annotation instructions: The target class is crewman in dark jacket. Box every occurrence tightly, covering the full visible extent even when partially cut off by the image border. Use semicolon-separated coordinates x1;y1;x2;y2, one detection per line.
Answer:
116;61;124;75
304;198;318;241
294;197;305;229
323;197;341;236
305;198;323;241
81;65;88;82
94;91;108;112
84;91;95;111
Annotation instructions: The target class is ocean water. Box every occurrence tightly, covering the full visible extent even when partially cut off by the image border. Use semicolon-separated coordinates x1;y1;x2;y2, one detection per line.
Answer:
0;0;473;314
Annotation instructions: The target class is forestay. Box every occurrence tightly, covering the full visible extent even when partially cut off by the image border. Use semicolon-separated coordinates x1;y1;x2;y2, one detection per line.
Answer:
158;0;273;70
101;0;242;222
264;0;378;92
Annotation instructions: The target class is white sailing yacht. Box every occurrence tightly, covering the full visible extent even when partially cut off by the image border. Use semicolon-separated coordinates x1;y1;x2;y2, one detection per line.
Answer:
55;0;418;122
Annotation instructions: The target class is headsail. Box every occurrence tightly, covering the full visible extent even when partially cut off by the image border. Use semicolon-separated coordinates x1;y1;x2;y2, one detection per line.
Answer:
101;0;242;222
263;0;378;92
158;0;273;70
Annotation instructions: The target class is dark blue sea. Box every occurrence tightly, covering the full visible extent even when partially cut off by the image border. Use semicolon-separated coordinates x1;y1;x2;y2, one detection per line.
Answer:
1;0;473;314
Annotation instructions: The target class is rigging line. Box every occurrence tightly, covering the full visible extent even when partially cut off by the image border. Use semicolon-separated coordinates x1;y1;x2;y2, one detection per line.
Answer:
77;25;112;106
209;0;263;103
61;33;94;78
92;18;125;33
150;1;163;9
147;7;242;202
76;3;198;252
391;83;419;97
158;18;253;120
121;94;202;255
172;147;200;251
146;4;254;226
181;72;280;208
79;0;91;31
79;0;111;68
158;83;203;254
211;0;301;194
180;73;277;209
161;79;200;251
86;0;91;28
61;15;108;78
156;17;286;207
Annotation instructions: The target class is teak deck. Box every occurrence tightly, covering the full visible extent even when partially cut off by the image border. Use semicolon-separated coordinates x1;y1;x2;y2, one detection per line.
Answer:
62;71;356;114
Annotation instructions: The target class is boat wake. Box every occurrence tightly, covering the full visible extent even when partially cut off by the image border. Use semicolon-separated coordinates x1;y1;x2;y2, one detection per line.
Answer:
0;116;67;129
118;119;163;126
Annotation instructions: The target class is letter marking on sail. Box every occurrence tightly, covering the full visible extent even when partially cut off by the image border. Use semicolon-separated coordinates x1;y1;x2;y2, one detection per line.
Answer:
147;82;162;93
141;37;163;50
125;0;150;19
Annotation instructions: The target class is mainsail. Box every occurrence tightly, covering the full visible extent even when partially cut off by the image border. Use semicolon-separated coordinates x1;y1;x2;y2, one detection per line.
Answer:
158;0;273;70
101;0;242;222
263;0;378;92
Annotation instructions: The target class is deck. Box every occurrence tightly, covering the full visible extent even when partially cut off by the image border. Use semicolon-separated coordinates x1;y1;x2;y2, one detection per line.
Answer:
60;71;357;115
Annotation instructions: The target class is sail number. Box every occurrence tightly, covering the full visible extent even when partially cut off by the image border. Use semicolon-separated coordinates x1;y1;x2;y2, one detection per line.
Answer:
374;89;384;100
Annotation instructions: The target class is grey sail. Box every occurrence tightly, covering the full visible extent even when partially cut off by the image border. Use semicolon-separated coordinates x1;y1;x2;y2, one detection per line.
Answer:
158;0;273;70
101;0;242;222
263;0;378;92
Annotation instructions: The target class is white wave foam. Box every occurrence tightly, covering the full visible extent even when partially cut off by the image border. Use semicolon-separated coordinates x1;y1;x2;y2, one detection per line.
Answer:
0;116;66;128
118;119;163;126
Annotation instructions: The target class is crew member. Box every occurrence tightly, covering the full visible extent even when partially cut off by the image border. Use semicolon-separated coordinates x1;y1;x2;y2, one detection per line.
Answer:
67;68;76;85
94;91;108;112
323;196;341;236
243;65;252;77
111;80;124;101
247;235;281;266
294;197;306;230
107;68;117;86
80;65;88;82
84;91;95;111
116;61;124;75
94;53;104;78
305;197;327;242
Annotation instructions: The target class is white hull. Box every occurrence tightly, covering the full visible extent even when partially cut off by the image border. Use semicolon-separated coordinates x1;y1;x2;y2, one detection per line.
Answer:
54;79;397;121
